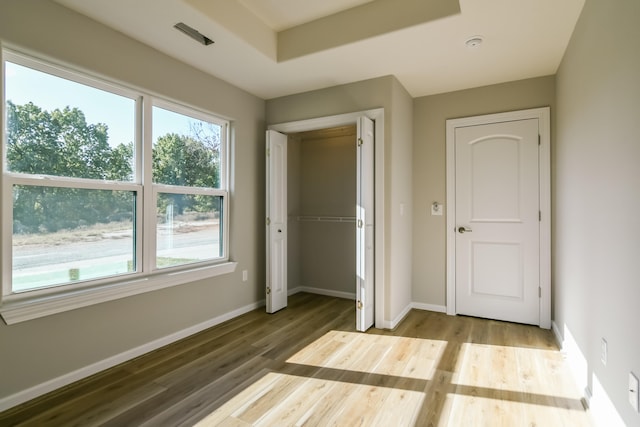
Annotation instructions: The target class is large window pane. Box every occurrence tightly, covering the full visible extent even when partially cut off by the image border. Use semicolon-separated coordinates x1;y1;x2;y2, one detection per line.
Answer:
5;61;135;181
156;193;223;268
12;185;136;292
3;51;231;305
152;106;221;188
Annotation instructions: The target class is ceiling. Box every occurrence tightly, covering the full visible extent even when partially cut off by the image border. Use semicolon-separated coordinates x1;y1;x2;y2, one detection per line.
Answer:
238;0;376;31
53;0;585;100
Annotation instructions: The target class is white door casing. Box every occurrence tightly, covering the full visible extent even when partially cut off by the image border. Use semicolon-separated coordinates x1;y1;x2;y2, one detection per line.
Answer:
446;108;551;328
356;116;375;332
266;130;288;313
267;108;385;329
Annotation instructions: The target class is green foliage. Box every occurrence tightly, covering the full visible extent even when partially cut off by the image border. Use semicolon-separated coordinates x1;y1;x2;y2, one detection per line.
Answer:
6;101;131;180
6;101;220;234
153;133;219;214
108;142;134;181
12;186;134;233
153;133;219;187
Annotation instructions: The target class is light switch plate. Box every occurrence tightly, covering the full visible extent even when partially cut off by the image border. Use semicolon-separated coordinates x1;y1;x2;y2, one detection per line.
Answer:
431;202;443;216
630;372;639;412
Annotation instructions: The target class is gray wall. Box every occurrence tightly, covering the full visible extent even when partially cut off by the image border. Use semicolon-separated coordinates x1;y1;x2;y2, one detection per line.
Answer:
0;0;265;401
389;78;414;319
299;130;356;295
286;130;357;296
412;76;556;307
554;0;640;424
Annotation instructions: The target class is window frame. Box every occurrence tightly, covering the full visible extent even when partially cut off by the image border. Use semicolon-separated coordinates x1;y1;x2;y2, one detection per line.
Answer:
151;185;229;272
148;99;230;272
0;48;235;324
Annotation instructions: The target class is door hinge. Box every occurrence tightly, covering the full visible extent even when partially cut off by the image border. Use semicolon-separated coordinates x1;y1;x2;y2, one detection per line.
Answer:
357;300;363;310
539;211;542;221
266;287;271;295
357;219;363;228
538;134;541;146
539;287;542;298
357;137;363;147
266;147;270;156
266;217;271;226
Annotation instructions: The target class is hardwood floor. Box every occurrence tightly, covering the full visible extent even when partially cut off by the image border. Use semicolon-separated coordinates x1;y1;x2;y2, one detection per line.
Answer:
0;293;592;426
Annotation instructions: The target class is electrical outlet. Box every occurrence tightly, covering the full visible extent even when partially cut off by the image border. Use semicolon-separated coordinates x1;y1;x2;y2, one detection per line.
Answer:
601;338;607;365
242;270;248;282
630;372;639;412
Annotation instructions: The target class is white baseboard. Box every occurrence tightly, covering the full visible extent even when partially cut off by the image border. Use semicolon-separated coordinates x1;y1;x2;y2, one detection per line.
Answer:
552;321;589;403
288;286;303;296
389;303;412;330
377;302;445;330
378;320;393;329
551;320;626;427
290;286;355;300
0;299;265;413
551;320;564;349
551;320;589;396
590;374;626;427
411;302;447;313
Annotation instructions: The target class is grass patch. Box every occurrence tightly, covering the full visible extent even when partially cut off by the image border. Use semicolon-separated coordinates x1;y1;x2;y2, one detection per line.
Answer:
157;257;198;268
13;221;133;247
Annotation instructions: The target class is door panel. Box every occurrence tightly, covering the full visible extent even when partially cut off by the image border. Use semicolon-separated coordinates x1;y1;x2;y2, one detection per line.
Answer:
470;137;521;220
455;119;539;325
356;116;374;332
266;130;287;313
471;242;522;298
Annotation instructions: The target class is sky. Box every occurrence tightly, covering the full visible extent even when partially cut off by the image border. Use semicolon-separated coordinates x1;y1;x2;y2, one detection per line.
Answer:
4;61;209;148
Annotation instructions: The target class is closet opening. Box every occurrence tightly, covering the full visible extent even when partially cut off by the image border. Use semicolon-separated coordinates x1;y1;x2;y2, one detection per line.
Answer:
287;125;357;304
266;109;383;331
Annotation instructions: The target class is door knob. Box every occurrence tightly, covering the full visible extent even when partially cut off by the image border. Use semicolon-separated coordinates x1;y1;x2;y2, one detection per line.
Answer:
458;226;472;233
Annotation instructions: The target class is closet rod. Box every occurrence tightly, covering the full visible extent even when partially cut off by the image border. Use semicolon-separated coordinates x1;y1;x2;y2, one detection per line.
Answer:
295;215;356;223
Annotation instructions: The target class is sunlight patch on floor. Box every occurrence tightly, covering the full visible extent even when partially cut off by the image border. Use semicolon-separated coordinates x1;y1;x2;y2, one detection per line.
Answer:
193;325;591;426
454;342;585;400
286;330;447;380
194;371;426;427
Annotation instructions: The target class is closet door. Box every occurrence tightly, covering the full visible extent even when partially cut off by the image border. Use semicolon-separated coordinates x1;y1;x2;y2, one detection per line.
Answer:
356;116;374;331
266;130;287;313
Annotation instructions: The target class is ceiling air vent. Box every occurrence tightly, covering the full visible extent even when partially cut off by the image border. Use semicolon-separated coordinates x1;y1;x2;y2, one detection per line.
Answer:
174;22;214;46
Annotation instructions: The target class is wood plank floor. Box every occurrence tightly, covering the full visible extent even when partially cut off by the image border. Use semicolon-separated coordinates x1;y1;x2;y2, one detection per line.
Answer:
0;293;592;426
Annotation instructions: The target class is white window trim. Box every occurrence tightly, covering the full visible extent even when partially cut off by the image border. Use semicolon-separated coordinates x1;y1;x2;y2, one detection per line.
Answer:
0;262;237;324
0;48;236;325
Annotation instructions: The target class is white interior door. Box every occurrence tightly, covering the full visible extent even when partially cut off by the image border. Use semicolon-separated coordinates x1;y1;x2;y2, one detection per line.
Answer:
454;119;540;325
356;116;374;331
266;130;287;313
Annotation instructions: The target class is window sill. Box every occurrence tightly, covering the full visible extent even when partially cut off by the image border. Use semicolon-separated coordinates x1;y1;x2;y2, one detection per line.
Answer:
0;261;238;325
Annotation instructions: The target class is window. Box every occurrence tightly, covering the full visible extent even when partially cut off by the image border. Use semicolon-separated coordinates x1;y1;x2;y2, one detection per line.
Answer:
151;104;227;269
1;50;233;322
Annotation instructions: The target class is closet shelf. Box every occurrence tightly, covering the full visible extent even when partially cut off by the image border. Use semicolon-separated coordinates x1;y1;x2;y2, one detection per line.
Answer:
294;215;356;223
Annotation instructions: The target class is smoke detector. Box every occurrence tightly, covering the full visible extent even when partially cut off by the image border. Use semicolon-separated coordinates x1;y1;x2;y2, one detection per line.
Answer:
465;36;484;48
